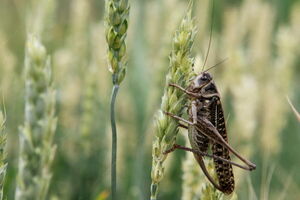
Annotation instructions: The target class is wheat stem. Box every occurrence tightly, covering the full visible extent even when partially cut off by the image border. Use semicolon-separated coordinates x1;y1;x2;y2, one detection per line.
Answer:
0;110;7;200
105;0;130;198
150;2;196;199
110;84;119;200
15;35;57;200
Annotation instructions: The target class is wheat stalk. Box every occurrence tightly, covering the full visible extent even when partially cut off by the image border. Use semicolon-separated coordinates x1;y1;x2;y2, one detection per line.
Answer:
0;109;7;200
150;3;196;199
104;0;130;199
15;35;57;200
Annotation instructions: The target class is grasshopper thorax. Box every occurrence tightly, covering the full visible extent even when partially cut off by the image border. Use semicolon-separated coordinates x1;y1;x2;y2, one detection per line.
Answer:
188;72;220;100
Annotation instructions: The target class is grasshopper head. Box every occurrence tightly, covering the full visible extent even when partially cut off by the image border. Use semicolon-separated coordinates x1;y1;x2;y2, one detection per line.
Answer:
190;72;213;91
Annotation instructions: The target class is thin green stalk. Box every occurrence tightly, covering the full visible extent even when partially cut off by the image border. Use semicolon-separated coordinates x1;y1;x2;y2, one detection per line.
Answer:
0;110;7;200
104;0;130;199
110;84;119;200
287;96;300;122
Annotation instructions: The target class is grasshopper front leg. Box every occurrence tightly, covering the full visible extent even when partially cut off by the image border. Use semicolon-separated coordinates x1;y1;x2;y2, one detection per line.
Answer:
163;111;195;126
168;83;201;98
163;99;197;125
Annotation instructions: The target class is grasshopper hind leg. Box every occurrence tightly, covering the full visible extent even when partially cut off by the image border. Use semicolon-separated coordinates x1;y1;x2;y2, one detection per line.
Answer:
164;144;234;194
164;144;254;170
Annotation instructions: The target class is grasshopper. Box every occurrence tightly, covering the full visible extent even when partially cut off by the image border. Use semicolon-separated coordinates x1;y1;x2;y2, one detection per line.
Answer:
164;70;256;194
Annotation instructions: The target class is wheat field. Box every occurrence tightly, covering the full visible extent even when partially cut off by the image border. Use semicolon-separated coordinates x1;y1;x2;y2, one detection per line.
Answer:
0;0;299;199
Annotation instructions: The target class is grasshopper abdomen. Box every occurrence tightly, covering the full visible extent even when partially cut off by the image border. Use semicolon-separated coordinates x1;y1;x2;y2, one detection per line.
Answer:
210;99;235;194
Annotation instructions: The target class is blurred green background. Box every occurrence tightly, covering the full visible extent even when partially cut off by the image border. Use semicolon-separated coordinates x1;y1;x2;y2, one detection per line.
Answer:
0;0;299;199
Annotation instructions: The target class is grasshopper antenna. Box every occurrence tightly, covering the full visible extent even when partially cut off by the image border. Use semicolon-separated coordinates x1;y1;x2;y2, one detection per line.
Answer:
201;0;215;72
203;58;228;73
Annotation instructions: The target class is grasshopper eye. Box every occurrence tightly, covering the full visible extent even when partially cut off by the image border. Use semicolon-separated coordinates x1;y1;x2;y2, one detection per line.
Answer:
200;76;207;81
197;76;208;86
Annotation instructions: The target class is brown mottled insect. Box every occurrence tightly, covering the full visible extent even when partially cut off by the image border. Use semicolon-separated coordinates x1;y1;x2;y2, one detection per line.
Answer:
164;70;256;194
